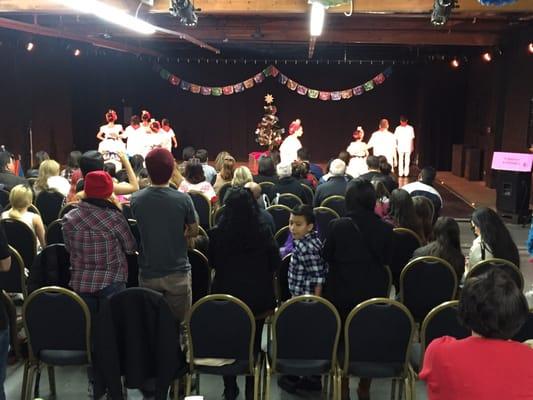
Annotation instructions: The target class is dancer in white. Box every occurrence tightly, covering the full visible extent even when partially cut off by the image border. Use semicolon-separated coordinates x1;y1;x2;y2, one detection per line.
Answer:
97;109;126;160
124;115;144;156
279;118;303;164
140;110;152;133
346;126;368;178
394;116;415;177
160;118;178;152
367;118;396;170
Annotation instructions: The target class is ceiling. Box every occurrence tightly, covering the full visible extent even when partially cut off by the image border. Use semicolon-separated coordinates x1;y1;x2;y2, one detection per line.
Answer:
0;0;532;59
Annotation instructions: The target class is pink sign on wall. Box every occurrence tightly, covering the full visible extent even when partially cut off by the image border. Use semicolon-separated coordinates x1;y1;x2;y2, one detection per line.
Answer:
491;152;533;172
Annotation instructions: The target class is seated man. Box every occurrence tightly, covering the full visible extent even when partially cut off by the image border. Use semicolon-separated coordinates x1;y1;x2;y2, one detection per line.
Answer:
0;151;27;191
401;166;442;219
314;159;348;207
273;162;307;203
196;149;217;184
297;148;323;181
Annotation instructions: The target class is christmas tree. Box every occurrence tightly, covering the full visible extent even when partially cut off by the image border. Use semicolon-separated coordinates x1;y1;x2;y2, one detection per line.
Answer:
255;94;285;151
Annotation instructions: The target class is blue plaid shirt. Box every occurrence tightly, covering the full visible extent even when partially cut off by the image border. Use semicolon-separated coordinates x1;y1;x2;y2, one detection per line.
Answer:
288;231;328;296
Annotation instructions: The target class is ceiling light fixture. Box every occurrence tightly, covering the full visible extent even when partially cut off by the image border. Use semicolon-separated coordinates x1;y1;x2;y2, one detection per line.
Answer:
58;0;157;34
482;52;492;62
529;43;533;54
169;0;198;27
431;0;456;27
74;48;81;56
26;42;34;51
451;58;460;68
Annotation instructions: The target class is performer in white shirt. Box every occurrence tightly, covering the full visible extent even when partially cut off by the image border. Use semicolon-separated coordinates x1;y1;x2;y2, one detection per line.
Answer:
140;110;152;133
124;115;144;156
367;118;396;171
160;118;178;152
279;118;303;164
96;109;125;160
394;116;415;177
346;126;369;178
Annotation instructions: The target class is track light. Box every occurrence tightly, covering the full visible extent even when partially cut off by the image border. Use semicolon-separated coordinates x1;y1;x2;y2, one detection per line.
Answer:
169;0;198;27
26;42;34;51
74;48;81;56
529;43;533;54
431;0;456;27
310;2;326;36
450;58;460;68
482;52;492;62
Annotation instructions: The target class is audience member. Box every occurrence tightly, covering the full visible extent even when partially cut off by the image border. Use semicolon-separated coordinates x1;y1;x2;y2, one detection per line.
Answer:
137;168;151;189
34;159;70;197
179;160;217;201
213;155;235;194
208;187;280;400
322;179;393;400
0;152;27;191
420;269;533;399
337;150;351;167
62;171;136;313
26;150;50;178
214;151;231;172
103;162;117;179
372;179;390;218
170;160;184;189
1;184;45;249
181;146;195;162
412;217;465;279
359;155;385;184
61;150;82;182
0;225;11;400
386;189;424;240
131;148;198;321
378;162;398;194
244;182;276;235
297;148;323;180
402;166;442;219
231;166;253;187
292;161;317;188
314;159;348;207
129;154;145;176
254;155;278;185
196;149;217;184
273;162;306;202
467;207;520;273
412;195;434;244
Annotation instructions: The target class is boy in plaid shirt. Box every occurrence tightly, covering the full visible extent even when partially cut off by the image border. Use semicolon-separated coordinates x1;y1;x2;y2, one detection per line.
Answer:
288;204;327;296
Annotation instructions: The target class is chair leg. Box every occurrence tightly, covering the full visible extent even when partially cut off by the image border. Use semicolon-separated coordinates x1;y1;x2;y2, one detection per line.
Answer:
20;361;29;400
33;364;42;400
25;365;37;400
48;365;56;398
196;373;200;395
398;378;404;400
264;359;271;400
391;378;397;400
185;373;192;396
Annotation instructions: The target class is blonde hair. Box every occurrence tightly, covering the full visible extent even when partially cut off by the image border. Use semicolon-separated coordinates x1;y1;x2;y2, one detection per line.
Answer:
35;159;60;192
232;166;253;187
8;184;33;219
220;156;236;181
214;151;231;172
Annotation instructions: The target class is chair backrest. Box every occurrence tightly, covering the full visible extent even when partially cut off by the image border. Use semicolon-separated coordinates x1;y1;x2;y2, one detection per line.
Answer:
275;254;292;305
122;203;133;220
187;294;256;374
389;227;423;289
23;286;91;362
128;219;141;247
420;301;469;359
300;183;314;205
277;193;303;209
0;189;9;209
33;244;71;290
212;205;226;227
197;225;208;238
313;206;340;242
188;249;211;303
343;298;415;374
3;203;40;215
35;189;65;226
218;182;232;205
189;191;212;230
0;245;26;297
266;205;291;233
272;295;340;372
58;202;78;219
466;258;524;291
399;256;458;322
274;226;290;248
0;218;37;270
45;219;64;245
513;310;533;342
321;195;346;217
258;181;276;201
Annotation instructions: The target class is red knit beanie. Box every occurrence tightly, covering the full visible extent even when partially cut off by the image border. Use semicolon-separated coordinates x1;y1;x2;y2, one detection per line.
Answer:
145;148;174;184
84;171;114;199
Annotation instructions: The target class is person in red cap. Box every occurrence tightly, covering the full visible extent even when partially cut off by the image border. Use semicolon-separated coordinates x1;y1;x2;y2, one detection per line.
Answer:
131;148;198;321
279;118;303;164
62;170;137;312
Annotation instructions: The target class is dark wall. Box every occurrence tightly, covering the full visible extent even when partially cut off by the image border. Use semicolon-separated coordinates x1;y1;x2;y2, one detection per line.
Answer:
0;33;474;170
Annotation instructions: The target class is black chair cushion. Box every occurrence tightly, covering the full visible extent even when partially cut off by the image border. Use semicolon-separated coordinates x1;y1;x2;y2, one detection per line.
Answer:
39;349;88;366
275;359;331;376
195;359;251;376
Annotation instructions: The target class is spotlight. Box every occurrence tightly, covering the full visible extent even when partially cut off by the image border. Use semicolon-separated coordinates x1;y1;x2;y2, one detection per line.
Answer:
451;58;460;68
310;2;326;36
26;42;34;51
529;43;533;54
74;48;81;57
482;52;492;62
431;0;456;27
169;0;198;27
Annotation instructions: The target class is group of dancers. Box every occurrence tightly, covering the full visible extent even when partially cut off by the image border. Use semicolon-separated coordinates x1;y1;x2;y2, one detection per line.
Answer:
278;116;415;178
97;109;178;165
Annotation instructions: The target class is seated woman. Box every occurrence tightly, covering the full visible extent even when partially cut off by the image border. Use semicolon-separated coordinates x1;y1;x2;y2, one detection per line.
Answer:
231;166;253;187
412;195;434;244
420;268;533;399
254;155;278;184
213;155;235;194
384;188;424;241
208;187;280;400
1;184;46;250
467;207;520;274
412;217;465;279
178;159;217;202
34;159;70;198
372;179;390;219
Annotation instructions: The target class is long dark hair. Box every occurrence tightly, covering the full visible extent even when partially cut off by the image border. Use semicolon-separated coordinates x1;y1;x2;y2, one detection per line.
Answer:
432;217;461;252
218;187;265;250
389;189;423;238
471;207;520;267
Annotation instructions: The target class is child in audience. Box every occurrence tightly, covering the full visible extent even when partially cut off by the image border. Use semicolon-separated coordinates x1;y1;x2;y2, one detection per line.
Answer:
372;179;390;218
1;184;46;249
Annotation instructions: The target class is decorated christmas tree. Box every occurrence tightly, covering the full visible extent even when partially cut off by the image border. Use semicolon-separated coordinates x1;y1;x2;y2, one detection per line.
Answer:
255;94;285;151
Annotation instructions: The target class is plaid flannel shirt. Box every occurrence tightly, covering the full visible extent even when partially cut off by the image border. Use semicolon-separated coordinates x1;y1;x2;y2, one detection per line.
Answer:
288;231;327;296
62;201;137;294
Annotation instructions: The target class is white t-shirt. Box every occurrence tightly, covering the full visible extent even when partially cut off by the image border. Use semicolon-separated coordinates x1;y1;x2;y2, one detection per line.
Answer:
347;141;368;157
394;124;415;153
159;128;175;152
367;130;396;165
47;176;71;198
279;135;302;164
99;124;123;140
125;125;145;156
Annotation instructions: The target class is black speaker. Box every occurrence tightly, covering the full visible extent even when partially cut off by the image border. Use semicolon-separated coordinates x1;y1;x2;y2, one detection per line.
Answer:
496;170;531;215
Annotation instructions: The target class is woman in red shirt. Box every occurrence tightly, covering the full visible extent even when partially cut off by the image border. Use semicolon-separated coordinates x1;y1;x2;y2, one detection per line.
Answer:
420;268;533;400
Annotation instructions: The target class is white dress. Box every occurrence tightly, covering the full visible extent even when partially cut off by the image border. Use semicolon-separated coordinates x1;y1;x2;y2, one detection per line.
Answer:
346;141;368;178
279;135;302;164
98;123;125;156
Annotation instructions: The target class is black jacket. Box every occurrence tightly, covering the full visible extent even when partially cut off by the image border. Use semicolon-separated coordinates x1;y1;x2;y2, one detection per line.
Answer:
0;172;27;191
322;207;393;319
314;176;349;207
93;288;186;400
273;176;307;203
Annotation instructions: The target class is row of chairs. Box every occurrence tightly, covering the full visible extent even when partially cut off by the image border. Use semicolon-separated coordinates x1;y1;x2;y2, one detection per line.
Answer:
1;188;66;227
